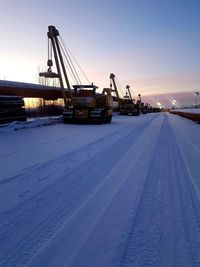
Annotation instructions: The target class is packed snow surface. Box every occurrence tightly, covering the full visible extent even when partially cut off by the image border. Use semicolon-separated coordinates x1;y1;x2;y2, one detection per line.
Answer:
0;113;200;267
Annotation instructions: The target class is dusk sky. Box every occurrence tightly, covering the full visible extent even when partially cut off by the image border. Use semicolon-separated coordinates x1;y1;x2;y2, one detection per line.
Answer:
0;0;200;105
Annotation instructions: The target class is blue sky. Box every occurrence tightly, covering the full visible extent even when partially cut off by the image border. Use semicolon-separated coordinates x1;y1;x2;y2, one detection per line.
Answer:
0;0;200;100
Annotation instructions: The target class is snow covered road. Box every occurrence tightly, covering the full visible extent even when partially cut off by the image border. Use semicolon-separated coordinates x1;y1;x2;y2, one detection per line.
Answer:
0;113;200;267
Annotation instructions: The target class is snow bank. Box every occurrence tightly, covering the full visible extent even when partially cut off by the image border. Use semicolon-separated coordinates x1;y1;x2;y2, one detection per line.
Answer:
0;116;63;132
170;108;200;123
171;108;200;114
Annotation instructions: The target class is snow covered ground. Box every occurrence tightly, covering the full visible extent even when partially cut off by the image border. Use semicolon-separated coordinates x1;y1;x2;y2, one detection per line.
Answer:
0;112;200;267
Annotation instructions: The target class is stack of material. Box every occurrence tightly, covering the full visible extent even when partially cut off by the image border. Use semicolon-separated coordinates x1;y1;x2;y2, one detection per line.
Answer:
0;95;27;124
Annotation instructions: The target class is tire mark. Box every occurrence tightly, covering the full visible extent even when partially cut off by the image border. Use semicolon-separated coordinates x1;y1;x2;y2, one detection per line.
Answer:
120;114;200;267
0;115;160;267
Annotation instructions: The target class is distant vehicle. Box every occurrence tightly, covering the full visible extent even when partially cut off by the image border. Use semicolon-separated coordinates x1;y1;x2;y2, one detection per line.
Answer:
40;25;113;124
109;73;140;116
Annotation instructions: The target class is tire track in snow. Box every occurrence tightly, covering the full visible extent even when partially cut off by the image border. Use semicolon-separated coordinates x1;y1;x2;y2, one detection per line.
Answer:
0;125;132;186
34;115;164;267
169;114;200;205
0;115;160;267
159;114;200;267
120;117;165;267
120;114;200;267
0;116;154;215
169;121;200;267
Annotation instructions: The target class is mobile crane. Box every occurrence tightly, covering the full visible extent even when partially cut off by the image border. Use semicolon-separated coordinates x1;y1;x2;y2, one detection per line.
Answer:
138;94;153;114
109;73;140;116
40;25;113;123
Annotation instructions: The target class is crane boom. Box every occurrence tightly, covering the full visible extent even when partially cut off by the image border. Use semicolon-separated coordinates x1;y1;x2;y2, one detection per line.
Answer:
126;85;133;101
110;73;121;101
40;25;72;107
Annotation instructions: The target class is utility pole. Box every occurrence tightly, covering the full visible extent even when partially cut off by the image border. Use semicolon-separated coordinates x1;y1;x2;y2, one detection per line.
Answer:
172;99;176;110
194;92;199;108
